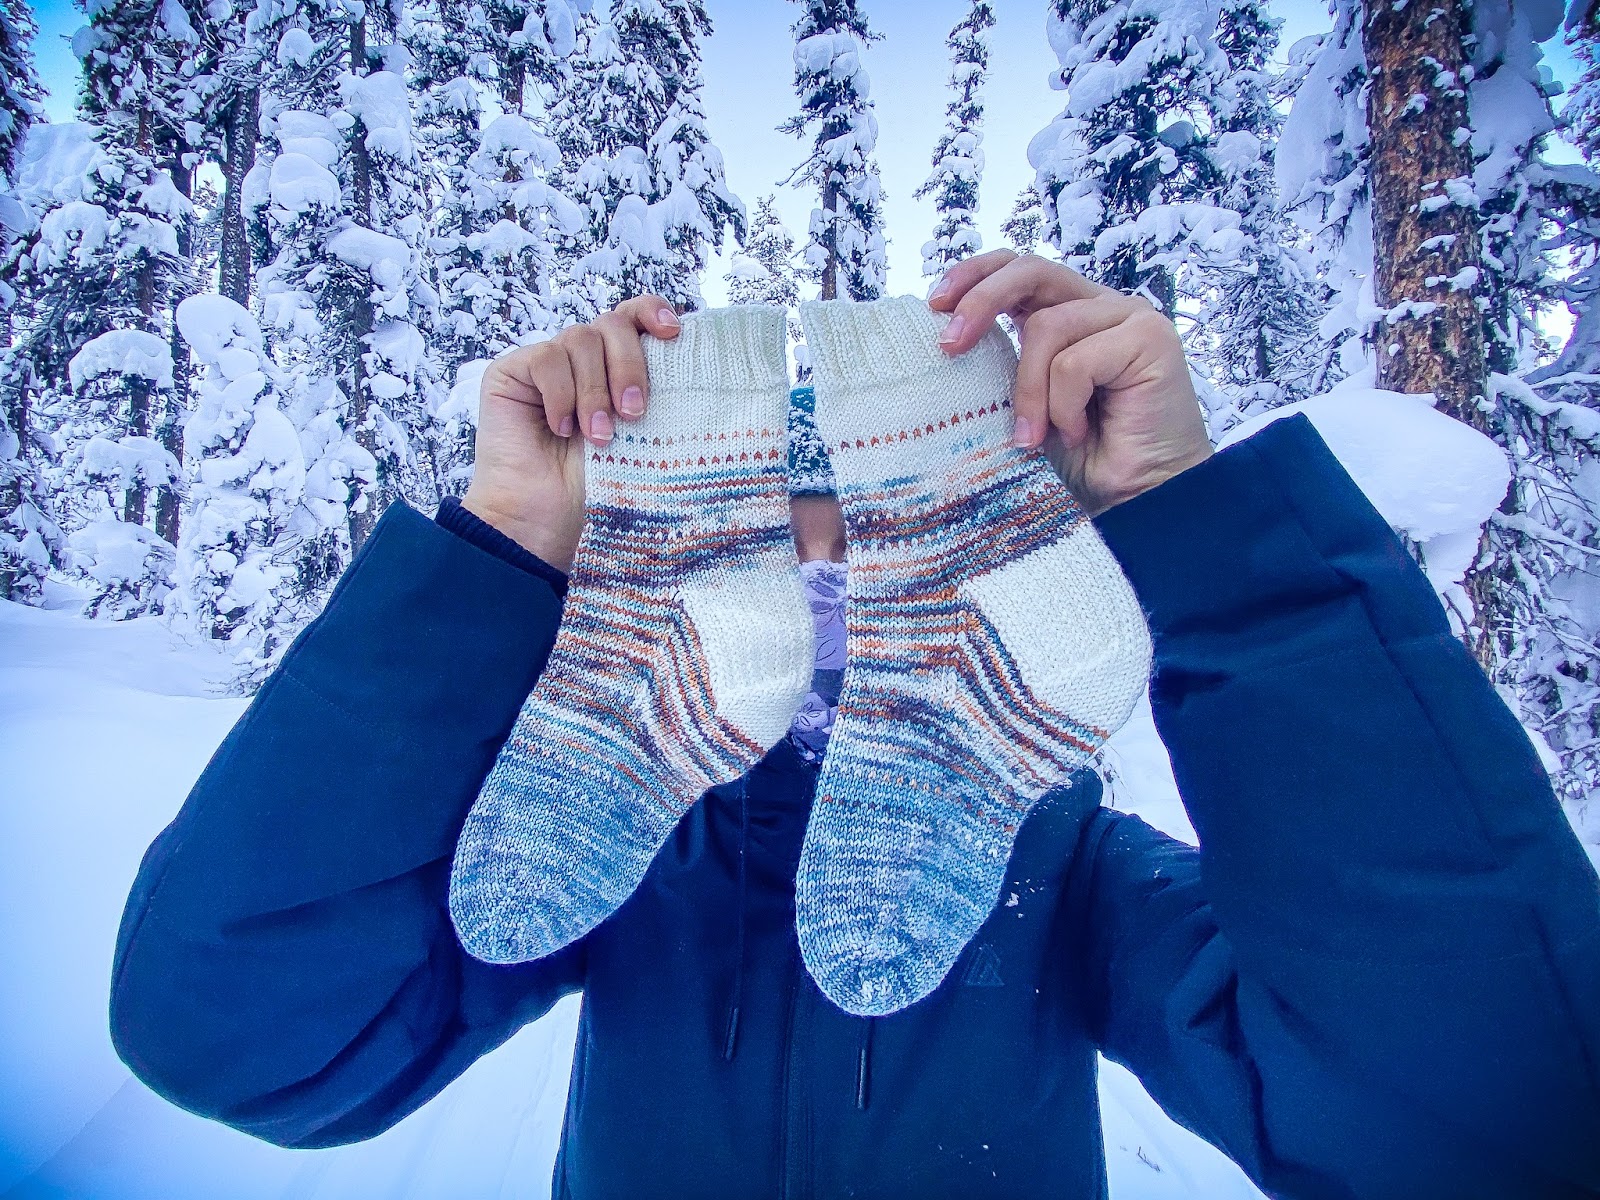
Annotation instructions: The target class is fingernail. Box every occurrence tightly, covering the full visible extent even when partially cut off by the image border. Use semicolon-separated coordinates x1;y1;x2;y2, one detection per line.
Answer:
558;414;574;438
590;411;613;441
937;314;966;347
618;385;644;416
658;307;680;328
1012;417;1034;447
929;275;951;302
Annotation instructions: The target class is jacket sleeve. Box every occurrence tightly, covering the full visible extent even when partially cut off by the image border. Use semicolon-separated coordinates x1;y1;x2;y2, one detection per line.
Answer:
1070;414;1600;1199
109;501;582;1149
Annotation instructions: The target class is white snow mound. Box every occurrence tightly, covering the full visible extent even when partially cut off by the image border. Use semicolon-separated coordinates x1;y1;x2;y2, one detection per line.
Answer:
1219;380;1511;543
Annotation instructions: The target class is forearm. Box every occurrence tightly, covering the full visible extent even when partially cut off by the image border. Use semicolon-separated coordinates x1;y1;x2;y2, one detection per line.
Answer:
110;502;579;1148
1094;414;1599;961
1086;414;1600;1194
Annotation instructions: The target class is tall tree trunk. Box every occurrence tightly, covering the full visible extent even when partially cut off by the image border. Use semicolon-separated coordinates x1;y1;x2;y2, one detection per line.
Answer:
501;38;525;114
499;49;527;340
122;363;153;523
1365;0;1486;420
820;176;839;301
220;88;258;307
156;151;194;547
123;113;161;527
1364;0;1496;669
347;14;380;554
1132;96;1175;316
0;325;26;598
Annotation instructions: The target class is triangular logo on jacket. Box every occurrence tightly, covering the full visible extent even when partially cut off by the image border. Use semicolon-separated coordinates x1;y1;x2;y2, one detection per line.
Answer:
962;942;1004;988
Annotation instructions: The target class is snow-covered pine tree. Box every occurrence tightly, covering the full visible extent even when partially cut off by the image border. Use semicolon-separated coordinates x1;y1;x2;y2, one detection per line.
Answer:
412;0;487;375
0;0;48;601
21;0;210;615
915;0;992;276
549;6;600;189
199;0;280;310
188;175;223;286
56;327;181;616
1273;3;1371;384
426;0;583;360
85;0;218;553
1186;0;1327;435
408;0;491;500
1469;4;1597;383
341;9;444;541
1570;1;1600;160
725;192;802;366
781;0;886;301
0;0;39;230
1001;185;1043;255
245;22;367;596
172;293;310;684
1463;3;1600;834
546;9;607;319
725;194;799;310
1274;0;1600;841
1557;0;1600;382
1358;0;1589;678
414;0;586;496
248;0;439;571
558;0;743;312
1026;0;1241;316
484;0;582;115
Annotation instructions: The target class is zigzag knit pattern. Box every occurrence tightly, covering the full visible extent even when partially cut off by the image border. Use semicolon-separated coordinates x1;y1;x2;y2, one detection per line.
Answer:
795;295;1153;1016
450;305;814;964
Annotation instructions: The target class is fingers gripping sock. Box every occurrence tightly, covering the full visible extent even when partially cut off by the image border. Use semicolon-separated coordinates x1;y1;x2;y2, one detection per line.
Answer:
450;305;814;964
795;295;1153;1015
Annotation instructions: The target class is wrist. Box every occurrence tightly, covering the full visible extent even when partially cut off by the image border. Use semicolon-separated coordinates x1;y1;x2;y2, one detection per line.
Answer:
460;486;580;573
1083;440;1215;517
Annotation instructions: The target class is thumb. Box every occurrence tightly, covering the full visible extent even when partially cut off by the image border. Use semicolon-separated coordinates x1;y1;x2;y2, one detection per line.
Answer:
615;294;683;340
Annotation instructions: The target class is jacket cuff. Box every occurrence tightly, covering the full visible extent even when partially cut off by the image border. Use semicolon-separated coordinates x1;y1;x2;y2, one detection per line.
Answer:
1091;413;1448;662
435;495;569;598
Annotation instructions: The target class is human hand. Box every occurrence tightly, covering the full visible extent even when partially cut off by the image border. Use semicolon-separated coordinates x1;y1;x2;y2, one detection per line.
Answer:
461;296;682;570
928;250;1213;516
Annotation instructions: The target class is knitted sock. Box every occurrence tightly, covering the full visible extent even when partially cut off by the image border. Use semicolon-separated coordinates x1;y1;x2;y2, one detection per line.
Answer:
795;295;1153;1016
450;305;814;964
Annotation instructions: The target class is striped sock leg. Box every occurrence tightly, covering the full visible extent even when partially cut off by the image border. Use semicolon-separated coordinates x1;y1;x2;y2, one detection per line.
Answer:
450;306;814;964
795;296;1153;1016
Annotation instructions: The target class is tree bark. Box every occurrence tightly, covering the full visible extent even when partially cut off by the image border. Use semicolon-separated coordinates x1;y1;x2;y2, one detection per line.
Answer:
499;50;526;341
0;326;27;599
156;150;194;547
1363;0;1496;669
124;119;157;528
346;14;380;554
220;88;258;307
820;176;839;302
1365;0;1486;422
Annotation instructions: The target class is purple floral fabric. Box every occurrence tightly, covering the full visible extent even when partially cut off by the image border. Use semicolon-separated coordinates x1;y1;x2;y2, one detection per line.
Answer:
787;559;847;763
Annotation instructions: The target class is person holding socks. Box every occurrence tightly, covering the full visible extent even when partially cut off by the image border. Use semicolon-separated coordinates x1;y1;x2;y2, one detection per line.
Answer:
110;251;1600;1199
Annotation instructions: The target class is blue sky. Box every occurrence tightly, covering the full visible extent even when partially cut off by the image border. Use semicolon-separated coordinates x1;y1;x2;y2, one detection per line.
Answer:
21;0;1589;304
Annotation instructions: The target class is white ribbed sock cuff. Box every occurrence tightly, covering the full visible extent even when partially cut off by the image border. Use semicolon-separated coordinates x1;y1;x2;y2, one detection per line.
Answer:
800;294;1016;403
596;304;791;496
642;304;789;398
799;295;1019;484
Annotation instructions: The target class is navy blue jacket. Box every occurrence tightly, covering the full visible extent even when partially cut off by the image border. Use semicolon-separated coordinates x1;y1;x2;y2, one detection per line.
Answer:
110;415;1600;1198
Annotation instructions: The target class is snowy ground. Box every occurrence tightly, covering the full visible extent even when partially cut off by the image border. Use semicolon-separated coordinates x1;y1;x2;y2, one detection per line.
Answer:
0;591;1265;1200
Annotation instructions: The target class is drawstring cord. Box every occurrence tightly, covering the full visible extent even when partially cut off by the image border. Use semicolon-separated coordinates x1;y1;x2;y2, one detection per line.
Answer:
718;770;874;1113
854;1015;875;1110
723;779;749;1062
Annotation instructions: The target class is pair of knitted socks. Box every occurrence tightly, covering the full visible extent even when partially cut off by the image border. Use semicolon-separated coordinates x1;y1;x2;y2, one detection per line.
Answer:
449;298;1152;1017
